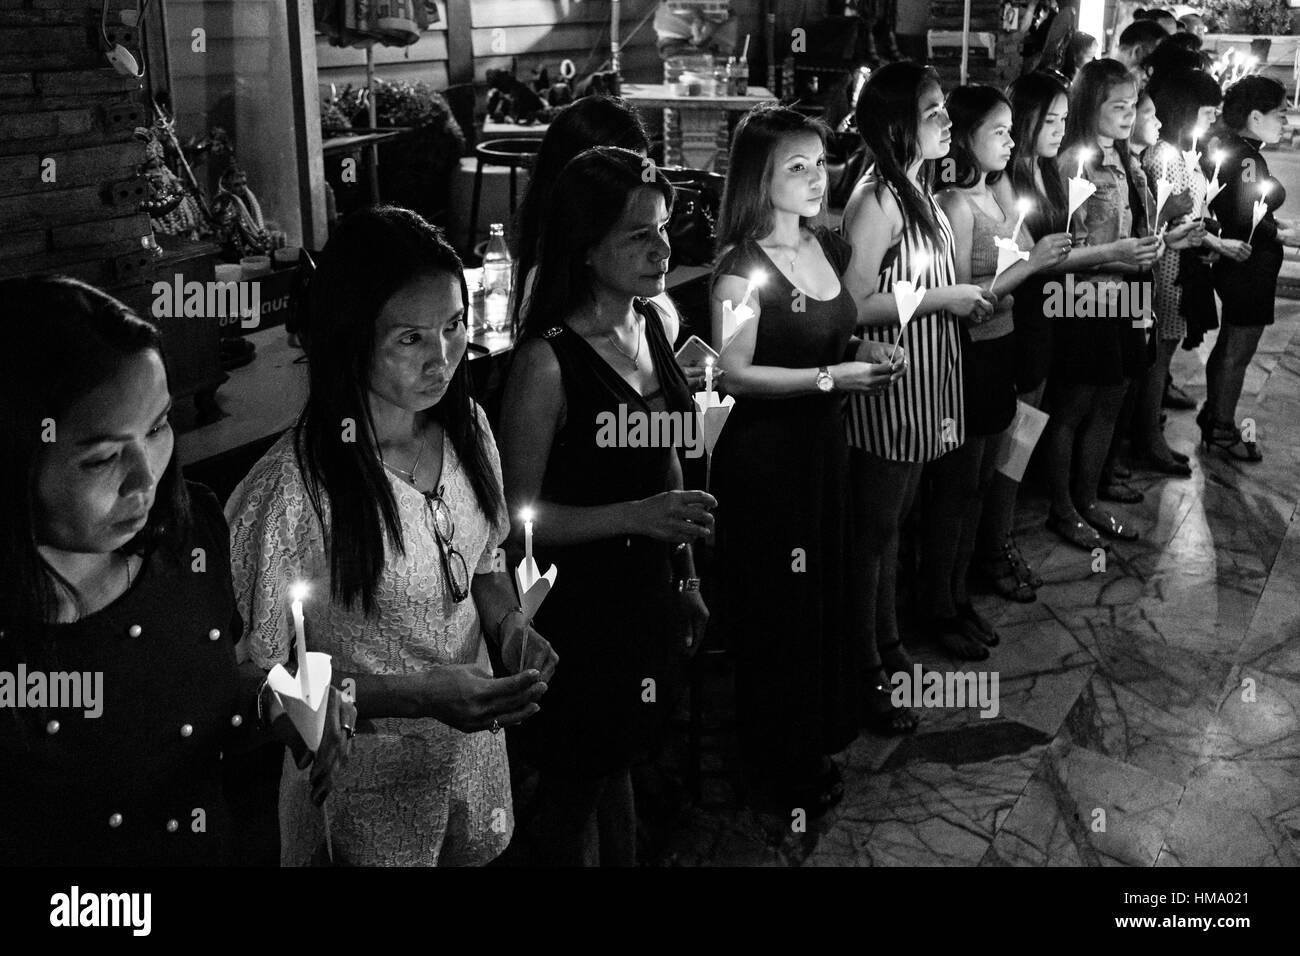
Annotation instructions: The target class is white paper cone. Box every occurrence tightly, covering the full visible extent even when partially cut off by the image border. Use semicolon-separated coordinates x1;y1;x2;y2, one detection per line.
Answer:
993;401;1050;482
693;392;735;455
1067;177;1096;223
1204;178;1224;216
267;652;333;751
892;280;925;329
993;235;1030;279
514;559;557;622
1155;179;1174;228
720;300;755;350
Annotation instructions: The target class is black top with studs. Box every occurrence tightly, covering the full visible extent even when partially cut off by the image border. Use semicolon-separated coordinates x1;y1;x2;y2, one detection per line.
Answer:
0;483;264;866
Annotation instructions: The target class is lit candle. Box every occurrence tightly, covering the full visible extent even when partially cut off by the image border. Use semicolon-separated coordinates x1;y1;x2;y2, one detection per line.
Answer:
520;506;534;567
704;356;714;395
1210;149;1225;184
289;581;312;704
1075;146;1093;180
1011;197;1032;240
910;249;929;290
740;269;767;311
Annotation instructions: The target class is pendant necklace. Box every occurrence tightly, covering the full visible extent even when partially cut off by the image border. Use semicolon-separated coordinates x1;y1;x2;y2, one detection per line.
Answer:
604;314;643;371
384;432;427;485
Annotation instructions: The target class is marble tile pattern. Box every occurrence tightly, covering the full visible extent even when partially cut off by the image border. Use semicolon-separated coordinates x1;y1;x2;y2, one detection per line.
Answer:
657;304;1300;867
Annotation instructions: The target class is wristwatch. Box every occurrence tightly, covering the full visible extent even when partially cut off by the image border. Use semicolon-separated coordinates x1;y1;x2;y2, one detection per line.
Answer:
678;577;702;594
815;366;834;393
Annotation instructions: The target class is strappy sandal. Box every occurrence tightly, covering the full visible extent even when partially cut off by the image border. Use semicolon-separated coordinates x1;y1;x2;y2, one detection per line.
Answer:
1005;534;1044;588
927;614;990;661
1200;424;1262;463
979;535;1037;602
1082;503;1139;541
1047;512;1104;551
863;669;919;735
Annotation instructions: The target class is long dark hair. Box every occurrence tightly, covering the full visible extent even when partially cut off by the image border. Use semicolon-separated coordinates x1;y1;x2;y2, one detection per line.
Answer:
512;96;650;331
1007;71;1069;236
715;103;829;250
519;146;675;341
1148;68;1222;149
0;276;189;634
296;205;504;615
854;60;943;247
943;85;1010;189
1065;59;1148;234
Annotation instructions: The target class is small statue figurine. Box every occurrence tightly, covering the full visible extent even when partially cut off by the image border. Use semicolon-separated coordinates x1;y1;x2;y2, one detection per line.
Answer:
211;160;275;259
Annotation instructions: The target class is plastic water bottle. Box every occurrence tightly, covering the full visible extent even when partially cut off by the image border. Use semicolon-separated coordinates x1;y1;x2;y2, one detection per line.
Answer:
482;223;512;333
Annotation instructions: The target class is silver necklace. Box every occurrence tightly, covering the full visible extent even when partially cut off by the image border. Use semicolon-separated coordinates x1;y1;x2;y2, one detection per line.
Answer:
384;432;427;485
604;314;643;371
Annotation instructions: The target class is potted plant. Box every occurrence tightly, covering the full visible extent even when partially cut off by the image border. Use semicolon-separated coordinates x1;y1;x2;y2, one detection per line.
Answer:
367;80;465;226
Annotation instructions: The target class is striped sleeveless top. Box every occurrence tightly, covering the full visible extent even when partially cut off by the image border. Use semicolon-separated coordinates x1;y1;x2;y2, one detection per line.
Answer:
845;181;965;462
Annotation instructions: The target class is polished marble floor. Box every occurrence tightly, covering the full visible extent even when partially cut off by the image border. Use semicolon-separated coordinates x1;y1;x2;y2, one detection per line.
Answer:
658;302;1300;867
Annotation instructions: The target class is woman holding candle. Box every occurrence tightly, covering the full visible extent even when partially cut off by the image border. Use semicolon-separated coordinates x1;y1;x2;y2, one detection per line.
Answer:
1041;59;1162;550
1133;69;1238;473
227;206;557;866
841;62;997;665
1202;76;1298;461
500;147;712;865
709;105;902;807
0;276;354;866
975;71;1071;601
930;84;1071;648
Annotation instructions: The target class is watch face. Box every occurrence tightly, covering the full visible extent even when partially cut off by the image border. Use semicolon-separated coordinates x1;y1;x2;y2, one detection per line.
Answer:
816;371;833;392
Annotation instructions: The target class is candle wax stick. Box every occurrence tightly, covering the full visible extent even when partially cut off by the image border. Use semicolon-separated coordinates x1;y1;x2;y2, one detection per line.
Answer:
524;517;533;566
704;358;714;395
289;585;312;705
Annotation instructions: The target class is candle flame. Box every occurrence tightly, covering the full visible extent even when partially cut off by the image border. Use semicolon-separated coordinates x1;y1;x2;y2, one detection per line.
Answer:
704;356;714;367
1017;197;1033;214
912;251;929;273
1260;182;1273;198
289;582;308;603
1213;149;1225;164
1078;147;1094;164
749;269;767;287
520;506;535;523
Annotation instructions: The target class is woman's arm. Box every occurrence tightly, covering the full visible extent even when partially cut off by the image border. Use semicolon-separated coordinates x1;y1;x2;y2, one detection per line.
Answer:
844;182;916;326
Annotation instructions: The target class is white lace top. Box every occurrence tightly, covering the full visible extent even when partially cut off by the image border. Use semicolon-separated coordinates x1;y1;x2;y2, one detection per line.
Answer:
225;406;512;866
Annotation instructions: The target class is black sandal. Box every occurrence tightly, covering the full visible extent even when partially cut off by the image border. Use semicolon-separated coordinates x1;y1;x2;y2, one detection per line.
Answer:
979;536;1037;602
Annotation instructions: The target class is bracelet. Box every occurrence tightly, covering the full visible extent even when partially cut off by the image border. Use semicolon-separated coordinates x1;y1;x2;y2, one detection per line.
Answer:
678;576;702;594
494;607;524;642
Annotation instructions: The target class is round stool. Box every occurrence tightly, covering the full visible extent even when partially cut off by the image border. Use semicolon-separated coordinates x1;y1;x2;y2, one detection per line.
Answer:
467;138;542;253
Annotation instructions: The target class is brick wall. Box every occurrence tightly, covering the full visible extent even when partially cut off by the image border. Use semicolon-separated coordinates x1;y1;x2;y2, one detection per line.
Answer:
0;0;154;288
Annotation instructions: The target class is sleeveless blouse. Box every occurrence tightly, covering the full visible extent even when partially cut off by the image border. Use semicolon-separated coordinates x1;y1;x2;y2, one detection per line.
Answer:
845;181;965;461
966;191;1028;341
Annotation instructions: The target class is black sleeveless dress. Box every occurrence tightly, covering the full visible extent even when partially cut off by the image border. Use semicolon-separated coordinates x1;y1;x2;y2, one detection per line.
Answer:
711;228;864;794
513;300;692;779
